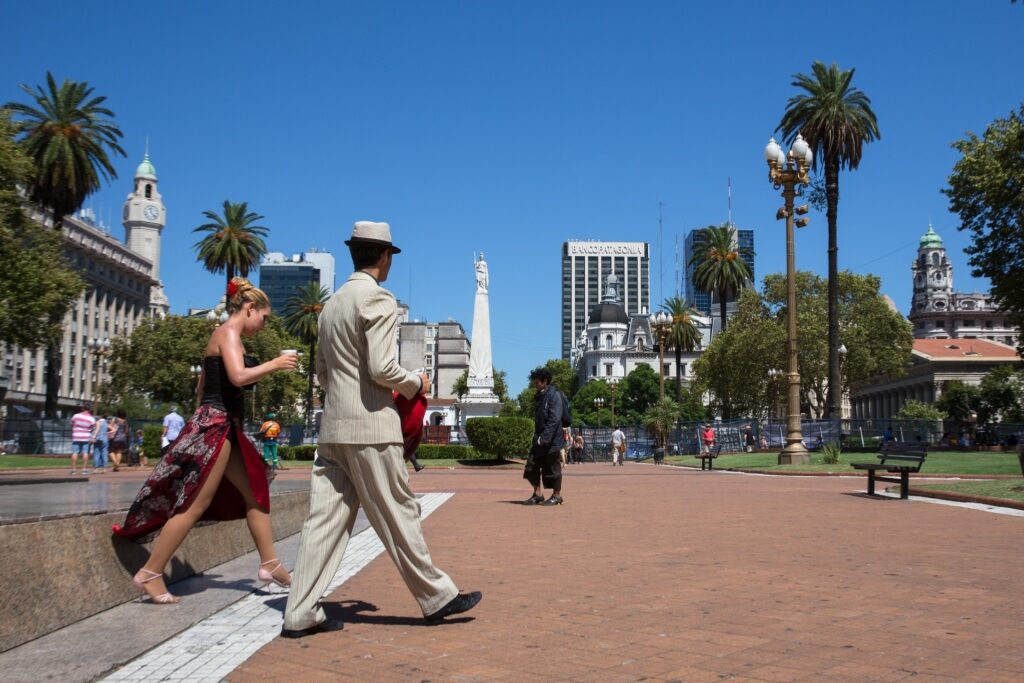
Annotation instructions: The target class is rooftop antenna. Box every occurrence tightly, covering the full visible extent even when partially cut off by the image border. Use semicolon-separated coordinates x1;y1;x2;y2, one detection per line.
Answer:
674;233;680;298
727;177;733;227
658;201;664;306
145;136;149;157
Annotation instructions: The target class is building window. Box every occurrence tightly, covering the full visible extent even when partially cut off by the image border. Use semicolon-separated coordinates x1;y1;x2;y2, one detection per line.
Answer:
591;365;597;377
145;184;152;198
663;363;671;377
604;335;613;350
604;364;613;376
679;363;687;377
935;321;945;328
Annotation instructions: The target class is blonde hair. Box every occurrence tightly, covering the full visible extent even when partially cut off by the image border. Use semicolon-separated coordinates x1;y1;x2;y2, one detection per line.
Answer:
226;277;270;314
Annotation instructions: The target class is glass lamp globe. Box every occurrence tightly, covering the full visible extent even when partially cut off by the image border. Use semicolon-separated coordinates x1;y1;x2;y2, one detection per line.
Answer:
764;137;782;162
791;134;809;160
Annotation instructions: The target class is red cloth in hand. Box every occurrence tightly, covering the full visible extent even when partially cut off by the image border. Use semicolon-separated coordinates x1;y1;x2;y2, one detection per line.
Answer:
393;391;427;460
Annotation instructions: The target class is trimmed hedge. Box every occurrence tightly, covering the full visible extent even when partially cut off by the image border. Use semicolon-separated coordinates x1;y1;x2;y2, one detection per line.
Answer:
465;417;533;459
416;444;484;460
279;444;317;461
142;424;164;461
276;443;486;460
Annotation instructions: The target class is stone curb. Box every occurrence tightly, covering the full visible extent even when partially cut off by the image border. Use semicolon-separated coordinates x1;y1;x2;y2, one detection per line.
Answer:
905;486;1024;511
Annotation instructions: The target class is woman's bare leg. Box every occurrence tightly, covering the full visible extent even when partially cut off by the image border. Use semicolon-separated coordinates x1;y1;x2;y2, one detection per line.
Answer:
222;450;290;585
138;440;232;599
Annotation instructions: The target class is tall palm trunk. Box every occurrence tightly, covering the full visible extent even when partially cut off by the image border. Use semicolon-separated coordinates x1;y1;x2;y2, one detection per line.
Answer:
825;157;841;419
306;336;316;431
43;209;63;417
675;344;683;403
225;265;235;289
719;288;728;332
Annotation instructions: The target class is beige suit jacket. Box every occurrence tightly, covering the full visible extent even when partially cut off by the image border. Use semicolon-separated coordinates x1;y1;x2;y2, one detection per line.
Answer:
317;271;422;445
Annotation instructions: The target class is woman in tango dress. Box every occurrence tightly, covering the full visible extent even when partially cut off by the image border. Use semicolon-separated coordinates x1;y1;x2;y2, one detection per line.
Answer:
113;278;298;603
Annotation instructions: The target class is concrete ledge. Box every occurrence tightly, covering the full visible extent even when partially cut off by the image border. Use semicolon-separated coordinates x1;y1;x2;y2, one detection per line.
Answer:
0;489;309;652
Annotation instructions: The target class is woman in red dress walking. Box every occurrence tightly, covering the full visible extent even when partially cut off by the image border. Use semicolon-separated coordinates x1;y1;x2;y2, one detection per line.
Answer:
113;278;298;603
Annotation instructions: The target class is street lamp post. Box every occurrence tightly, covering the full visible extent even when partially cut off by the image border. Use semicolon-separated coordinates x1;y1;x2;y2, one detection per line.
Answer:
765;134;813;464
837;343;848;420
593;396;605;426
88;338;112;406
650;312;673;401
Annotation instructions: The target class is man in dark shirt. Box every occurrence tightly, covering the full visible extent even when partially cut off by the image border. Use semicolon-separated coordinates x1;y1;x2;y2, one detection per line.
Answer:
523;367;566;506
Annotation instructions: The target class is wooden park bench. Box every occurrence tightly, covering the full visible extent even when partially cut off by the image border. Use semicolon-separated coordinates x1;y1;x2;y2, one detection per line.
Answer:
697;444;722;471
851;442;928;499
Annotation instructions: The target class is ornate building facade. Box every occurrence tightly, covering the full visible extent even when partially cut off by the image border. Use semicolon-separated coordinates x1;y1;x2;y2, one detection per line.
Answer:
2;153;168;415
573;275;711;386
908;225;1017;347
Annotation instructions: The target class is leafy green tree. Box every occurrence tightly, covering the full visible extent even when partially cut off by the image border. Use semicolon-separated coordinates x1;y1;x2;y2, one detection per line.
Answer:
241;316;308;425
692;290;786;419
763;271;912;417
465;417;533;459
4;72;126;417
687;223;753;331
0;111;84;349
643;397;681;453
507;359;579;419
660;296;703;402
619;364;660;424
106;316;212;412
193;200;269;289
571;378;615;426
777;61;880;418
978;366;1023;425
893;399;945;421
283;282;329;428
451;367;509;402
935;381;981;425
943;105;1024;352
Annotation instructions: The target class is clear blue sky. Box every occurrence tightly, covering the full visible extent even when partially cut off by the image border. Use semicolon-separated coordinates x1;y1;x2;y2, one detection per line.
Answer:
4;1;1022;394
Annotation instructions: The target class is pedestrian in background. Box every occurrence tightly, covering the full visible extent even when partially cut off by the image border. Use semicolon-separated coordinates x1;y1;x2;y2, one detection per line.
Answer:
572;430;585;464
69;405;96;475
162;405;185;455
257;412;282;469
92;413;112;474
610;426;626;466
109;409;129;471
744;425;755;453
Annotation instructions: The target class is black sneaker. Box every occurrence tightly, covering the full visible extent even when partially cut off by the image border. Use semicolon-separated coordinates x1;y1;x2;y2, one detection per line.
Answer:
542;495;563;506
424;591;483;624
523;493;544;505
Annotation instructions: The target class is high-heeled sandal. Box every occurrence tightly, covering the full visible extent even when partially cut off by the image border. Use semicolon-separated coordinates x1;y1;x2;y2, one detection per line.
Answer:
132;569;180;604
258;559;291;588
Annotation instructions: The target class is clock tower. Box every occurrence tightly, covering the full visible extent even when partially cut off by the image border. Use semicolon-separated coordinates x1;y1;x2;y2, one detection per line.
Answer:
123;151;169;316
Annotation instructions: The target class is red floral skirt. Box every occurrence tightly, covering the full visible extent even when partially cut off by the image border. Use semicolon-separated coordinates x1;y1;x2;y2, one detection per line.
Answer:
112;405;270;542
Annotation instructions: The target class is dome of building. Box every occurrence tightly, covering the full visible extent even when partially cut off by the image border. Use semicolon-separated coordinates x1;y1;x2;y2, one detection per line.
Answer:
588;302;629;325
135;153;157;179
919;224;943;249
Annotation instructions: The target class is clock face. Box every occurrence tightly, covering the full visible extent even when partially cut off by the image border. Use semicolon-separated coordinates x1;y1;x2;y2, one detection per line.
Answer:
143;205;159;221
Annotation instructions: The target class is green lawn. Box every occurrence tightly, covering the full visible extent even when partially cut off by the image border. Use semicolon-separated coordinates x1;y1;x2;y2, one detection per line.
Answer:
0;455;73;469
914;479;1024;503
280;458;519;469
665;450;1021;476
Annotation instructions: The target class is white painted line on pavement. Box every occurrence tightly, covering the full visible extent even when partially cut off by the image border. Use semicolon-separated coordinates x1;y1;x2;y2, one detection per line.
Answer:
876;491;1024;517
102;491;454;682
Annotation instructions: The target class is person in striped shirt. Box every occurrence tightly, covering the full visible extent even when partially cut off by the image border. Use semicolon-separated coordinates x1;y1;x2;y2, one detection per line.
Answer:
69;406;96;475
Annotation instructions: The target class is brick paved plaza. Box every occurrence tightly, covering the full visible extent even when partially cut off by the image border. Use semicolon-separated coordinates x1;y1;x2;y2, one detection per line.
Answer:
230;464;1024;682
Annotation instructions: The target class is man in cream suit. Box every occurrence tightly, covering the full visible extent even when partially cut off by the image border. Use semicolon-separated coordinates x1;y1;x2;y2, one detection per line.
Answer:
282;221;481;638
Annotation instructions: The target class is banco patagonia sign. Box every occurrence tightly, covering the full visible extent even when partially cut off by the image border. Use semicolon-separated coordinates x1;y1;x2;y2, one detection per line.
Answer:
567;242;646;256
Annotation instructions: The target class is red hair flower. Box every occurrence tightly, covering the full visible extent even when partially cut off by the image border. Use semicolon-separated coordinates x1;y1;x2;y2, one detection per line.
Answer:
227;280;238;297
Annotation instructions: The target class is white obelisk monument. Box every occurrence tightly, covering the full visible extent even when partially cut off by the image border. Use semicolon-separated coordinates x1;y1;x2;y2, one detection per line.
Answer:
457;252;502;426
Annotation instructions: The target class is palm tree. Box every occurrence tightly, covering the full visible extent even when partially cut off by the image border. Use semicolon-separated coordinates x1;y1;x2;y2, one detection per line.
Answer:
688;224;753;332
777;61;879;418
660;296;702;403
283;282;330;430
5;72;125;417
193;200;269;289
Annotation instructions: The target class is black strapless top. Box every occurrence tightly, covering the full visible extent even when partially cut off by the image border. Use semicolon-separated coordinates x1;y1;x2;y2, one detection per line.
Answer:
201;356;255;416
